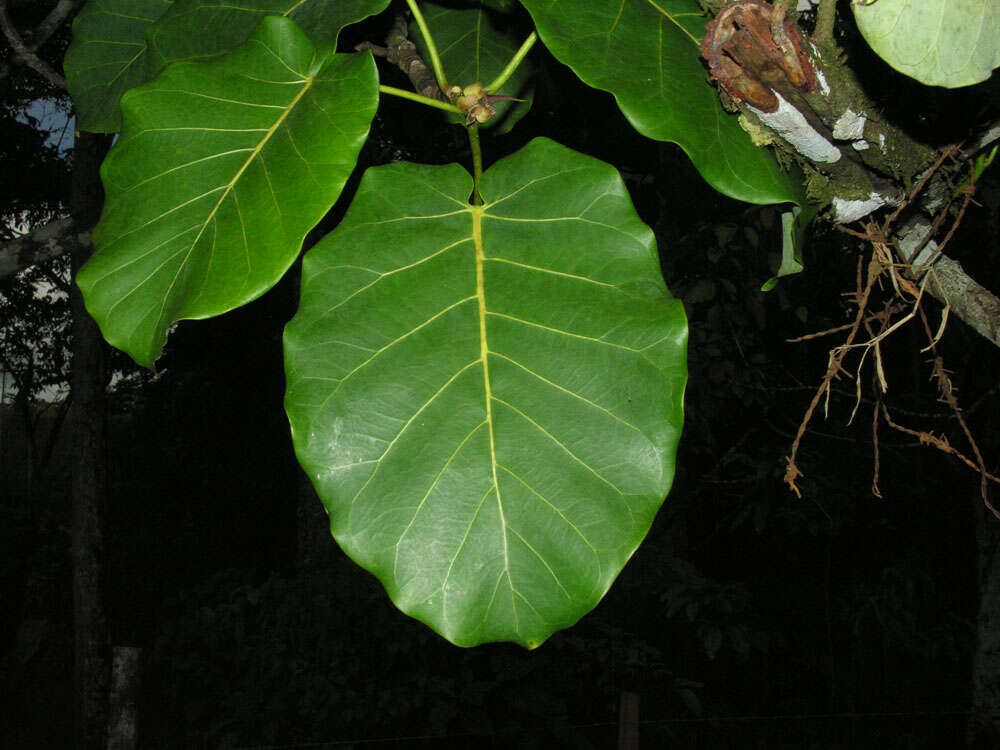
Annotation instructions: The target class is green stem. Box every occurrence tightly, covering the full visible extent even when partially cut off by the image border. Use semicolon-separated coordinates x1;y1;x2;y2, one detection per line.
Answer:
485;31;537;93
468;124;483;205
405;0;448;94
379;85;462;114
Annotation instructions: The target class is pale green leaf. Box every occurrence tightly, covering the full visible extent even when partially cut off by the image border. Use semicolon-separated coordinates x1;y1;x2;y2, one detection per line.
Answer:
518;0;804;205
76;17;378;368
64;0;173;132
761;203;817;291
146;0;391;78
284;138;687;648
854;0;1000;87
412;2;534;133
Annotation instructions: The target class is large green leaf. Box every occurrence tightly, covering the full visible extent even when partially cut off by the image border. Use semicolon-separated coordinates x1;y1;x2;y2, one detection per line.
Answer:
854;0;1000;87
77;17;378;368
518;0;803;205
412;2;534;133
284;138;687;648
64;0;173;132
146;0;391;78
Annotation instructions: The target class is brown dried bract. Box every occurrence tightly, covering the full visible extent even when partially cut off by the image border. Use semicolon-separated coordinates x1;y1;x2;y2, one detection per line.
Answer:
701;0;816;113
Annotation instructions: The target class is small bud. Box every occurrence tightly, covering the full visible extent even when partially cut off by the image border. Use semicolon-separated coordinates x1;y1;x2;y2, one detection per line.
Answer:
462;82;484;99
467;102;495;124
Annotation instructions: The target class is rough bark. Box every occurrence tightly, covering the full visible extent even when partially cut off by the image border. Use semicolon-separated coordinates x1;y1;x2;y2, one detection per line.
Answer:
68;130;111;750
1;217;91;282
0;0;67;88
925;255;1000;350
356;13;447;102
0;0;80;83
970;502;1000;747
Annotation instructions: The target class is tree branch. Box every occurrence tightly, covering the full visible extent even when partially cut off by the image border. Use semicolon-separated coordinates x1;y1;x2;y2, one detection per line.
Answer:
31;0;80;50
701;3;1000;350
925;255;1000;349
0;217;90;282
0;0;67;89
812;0;838;47
356;13;447;103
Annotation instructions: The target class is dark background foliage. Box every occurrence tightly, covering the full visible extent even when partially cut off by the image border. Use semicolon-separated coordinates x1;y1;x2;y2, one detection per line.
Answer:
2;7;1000;748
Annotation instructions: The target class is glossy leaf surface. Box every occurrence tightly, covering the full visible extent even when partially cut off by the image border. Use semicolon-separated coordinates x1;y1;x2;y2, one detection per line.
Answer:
146;0;391;78
77;17;378;368
854;0;1000;87
64;0;173;132
413;2;534;132
518;0;804;205
285;138;687;647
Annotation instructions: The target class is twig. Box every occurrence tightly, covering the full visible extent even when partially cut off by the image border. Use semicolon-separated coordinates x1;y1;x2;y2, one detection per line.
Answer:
356;14;446;103
0;0;66;89
404;0;448;94
812;0;838;47
0;0;79;82
31;0;80;50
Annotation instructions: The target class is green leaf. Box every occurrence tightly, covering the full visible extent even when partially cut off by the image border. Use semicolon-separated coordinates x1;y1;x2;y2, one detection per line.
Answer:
854;0;1000;87
518;0;804;205
412;2;534;133
77;17;378;368
761;203;817;292
284;138;687;648
146;0;391;79
64;0;174;133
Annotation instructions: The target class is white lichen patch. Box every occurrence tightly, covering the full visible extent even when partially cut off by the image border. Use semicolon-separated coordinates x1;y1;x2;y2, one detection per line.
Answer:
811;56;832;96
832;192;896;224
750;93;841;163
833;109;867;141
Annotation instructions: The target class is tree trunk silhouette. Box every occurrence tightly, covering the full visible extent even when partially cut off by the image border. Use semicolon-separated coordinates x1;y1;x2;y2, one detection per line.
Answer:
68;130;111;750
970;501;1000;747
105;646;142;750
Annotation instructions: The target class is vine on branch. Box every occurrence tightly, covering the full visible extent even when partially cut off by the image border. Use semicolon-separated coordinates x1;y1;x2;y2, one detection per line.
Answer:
785;151;999;517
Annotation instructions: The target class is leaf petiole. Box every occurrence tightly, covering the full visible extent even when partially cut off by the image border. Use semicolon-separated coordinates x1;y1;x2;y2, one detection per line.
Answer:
379;84;462;114
405;0;449;94
486;32;537;93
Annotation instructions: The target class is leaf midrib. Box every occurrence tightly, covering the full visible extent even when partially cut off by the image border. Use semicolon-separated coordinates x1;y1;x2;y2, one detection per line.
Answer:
472;205;511;593
153;63;315;328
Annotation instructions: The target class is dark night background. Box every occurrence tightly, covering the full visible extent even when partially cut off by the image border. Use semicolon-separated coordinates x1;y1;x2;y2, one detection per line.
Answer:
2;3;1000;748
